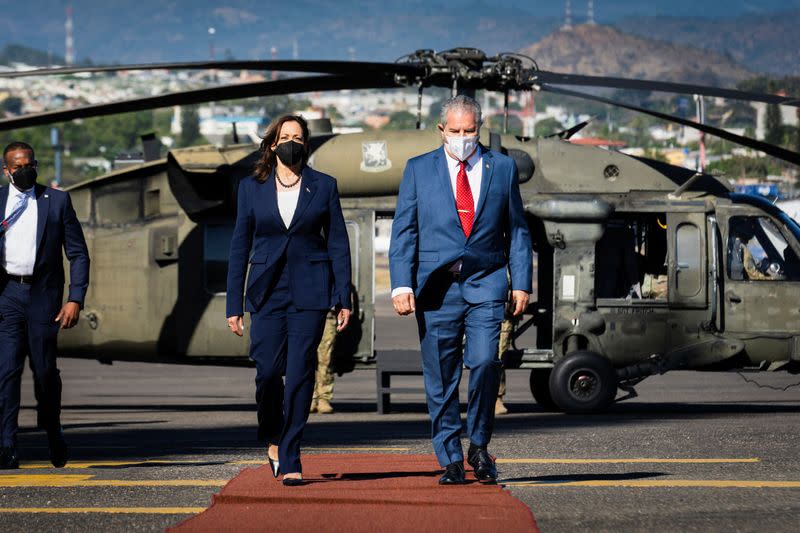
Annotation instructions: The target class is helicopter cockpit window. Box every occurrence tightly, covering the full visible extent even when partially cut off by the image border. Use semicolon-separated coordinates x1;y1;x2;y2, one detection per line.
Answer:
727;216;800;282
204;224;235;294
595;214;668;300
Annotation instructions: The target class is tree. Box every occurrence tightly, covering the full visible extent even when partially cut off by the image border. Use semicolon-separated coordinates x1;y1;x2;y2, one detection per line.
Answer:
765;81;784;146
382;110;418;130
485;114;523;136
765;103;783;146
534;117;564;138
706;156;782;180
180;105;202;147
796;106;800;154
326;105;343;122
1;96;23;115
58;111;154;163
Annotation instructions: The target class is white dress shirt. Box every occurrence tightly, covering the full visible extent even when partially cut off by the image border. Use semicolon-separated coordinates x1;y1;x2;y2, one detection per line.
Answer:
391;147;483;298
277;188;300;229
2;185;38;276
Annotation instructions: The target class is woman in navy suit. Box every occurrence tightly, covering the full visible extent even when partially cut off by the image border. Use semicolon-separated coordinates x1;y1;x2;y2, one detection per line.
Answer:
226;115;352;486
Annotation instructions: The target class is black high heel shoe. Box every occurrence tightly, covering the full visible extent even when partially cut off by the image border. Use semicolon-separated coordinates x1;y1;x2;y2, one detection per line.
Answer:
282;476;304;486
268;456;280;478
267;444;280;478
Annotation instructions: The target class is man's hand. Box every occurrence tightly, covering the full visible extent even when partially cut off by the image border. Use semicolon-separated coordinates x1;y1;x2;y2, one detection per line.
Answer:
227;315;244;337
392;293;416;316
55;302;81;329
336;309;351;332
511;290;529;317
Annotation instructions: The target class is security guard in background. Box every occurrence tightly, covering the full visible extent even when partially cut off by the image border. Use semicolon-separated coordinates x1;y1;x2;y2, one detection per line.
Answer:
495;316;514;415
0;141;89;469
310;309;337;414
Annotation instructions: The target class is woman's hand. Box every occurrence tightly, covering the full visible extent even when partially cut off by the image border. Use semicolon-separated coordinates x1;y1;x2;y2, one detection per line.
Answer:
227;315;244;336
336;309;351;332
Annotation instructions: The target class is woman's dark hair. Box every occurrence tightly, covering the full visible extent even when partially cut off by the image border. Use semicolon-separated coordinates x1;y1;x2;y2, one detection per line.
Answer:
254;114;310;182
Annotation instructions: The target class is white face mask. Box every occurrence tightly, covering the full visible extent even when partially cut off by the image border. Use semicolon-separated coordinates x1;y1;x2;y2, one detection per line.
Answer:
446;134;479;161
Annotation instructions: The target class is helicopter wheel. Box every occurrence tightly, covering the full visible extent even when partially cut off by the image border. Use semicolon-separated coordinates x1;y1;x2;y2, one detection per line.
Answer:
549;351;617;414
529;368;559;411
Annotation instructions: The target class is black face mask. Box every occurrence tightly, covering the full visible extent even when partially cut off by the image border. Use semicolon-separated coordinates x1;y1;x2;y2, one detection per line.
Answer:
274;141;305;167
10;166;37;190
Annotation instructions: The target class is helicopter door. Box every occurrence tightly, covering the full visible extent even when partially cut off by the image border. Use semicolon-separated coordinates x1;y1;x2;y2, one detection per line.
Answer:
338;209;375;365
718;209;800;363
664;211;717;366
667;212;708;308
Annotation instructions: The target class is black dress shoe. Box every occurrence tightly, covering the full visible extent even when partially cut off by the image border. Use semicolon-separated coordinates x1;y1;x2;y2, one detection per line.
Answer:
467;448;497;483
47;428;69;468
282;477;304;486
0;447;19;469
438;461;467;485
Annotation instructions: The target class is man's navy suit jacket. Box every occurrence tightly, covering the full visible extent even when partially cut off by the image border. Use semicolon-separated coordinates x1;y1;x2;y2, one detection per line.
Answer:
226;166;352;317
389;145;532;303
0;183;90;320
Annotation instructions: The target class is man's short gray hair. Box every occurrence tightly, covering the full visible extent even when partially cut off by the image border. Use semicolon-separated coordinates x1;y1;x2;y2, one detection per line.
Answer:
440;95;482;126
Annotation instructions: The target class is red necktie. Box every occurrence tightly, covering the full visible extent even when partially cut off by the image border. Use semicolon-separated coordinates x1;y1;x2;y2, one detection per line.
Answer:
455;161;474;237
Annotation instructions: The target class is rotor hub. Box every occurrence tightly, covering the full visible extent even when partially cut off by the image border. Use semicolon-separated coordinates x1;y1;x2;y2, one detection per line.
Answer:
395;48;538;93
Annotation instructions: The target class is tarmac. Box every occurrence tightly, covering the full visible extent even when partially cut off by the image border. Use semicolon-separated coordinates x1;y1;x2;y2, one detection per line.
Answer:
2;299;800;531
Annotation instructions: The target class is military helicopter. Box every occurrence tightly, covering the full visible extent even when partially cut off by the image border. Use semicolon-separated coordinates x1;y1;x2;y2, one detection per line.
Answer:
1;48;799;413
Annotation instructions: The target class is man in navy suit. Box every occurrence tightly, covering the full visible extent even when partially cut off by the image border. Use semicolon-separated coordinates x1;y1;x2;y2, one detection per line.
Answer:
389;95;532;484
0;142;89;469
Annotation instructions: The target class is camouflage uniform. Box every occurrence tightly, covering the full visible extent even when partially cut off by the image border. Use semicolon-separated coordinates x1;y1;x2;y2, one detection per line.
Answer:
741;241;775;281
495;315;514;414
311;310;337;413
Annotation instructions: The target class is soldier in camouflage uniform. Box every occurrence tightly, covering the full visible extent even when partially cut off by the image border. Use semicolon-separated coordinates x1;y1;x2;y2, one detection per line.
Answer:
310;310;337;414
495;315;514;415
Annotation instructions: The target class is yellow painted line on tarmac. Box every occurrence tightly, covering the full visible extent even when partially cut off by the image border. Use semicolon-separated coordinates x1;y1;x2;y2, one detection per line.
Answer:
20;460;204;470
505;479;800;488
0;475;94;486
0;507;204;514
497;458;760;464
20;450;411;469
0;475;226;488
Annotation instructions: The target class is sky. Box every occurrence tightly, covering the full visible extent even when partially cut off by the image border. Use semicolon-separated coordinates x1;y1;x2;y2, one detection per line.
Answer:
1;1;799;63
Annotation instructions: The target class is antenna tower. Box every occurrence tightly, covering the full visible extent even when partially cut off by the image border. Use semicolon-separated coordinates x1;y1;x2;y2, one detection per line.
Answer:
588;0;596;25
563;0;573;29
65;5;75;66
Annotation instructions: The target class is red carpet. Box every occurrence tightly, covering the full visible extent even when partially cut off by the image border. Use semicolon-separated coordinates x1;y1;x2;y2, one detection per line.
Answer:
169;454;538;532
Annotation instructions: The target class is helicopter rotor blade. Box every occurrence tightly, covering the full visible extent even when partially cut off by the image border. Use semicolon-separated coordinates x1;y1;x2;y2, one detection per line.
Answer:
0;60;424;79
0;74;402;131
534;71;800;107
540;84;800;167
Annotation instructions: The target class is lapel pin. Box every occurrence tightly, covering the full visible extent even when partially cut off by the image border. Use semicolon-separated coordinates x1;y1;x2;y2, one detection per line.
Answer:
305;187;311;193
44;194;49;198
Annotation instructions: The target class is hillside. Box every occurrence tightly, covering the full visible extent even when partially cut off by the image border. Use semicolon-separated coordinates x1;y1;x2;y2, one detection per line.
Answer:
0;0;559;63
615;10;800;76
0;44;63;66
520;24;754;86
0;0;794;73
